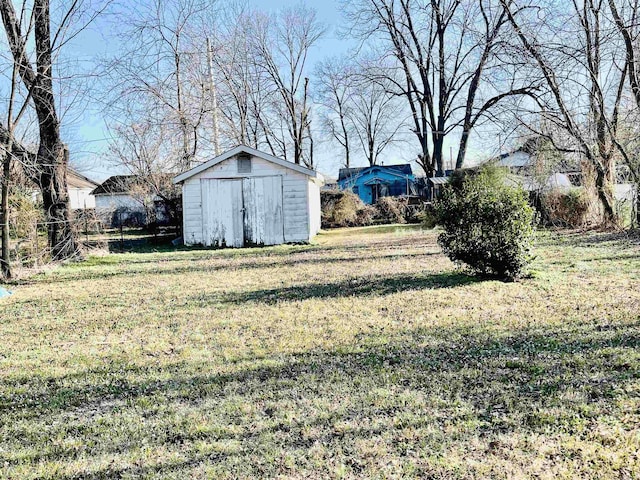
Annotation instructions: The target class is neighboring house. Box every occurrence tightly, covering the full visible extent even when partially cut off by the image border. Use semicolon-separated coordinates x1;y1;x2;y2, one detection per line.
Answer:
67;170;99;209
497;147;635;204
31;168;99;210
321;176;338;191
495;150;537;174
92;175;154;226
338;164;416;204
174;145;324;248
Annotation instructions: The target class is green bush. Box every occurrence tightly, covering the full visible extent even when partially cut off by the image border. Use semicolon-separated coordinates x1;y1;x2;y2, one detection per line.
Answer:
417;203;438;228
9;190;42;239
436;165;536;281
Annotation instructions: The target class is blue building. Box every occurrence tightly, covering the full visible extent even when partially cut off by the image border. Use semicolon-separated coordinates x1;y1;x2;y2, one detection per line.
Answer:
338;164;417;205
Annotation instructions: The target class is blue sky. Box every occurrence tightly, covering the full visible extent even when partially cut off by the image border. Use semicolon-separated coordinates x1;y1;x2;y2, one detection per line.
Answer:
64;0;490;182
66;0;357;181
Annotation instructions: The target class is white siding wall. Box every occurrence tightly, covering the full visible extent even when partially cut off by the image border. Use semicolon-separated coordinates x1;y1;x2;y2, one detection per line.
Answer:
307;179;321;237
95;194;143;212
69;187;96;210
182;155;312;246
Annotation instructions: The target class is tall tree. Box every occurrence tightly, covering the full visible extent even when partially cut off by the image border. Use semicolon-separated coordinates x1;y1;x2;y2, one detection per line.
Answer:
350;70;404;166
344;0;537;176
315;57;354;168
0;0;82;260
502;0;626;224
105;0;212;172
252;5;324;167
207;3;271;150
607;0;640;222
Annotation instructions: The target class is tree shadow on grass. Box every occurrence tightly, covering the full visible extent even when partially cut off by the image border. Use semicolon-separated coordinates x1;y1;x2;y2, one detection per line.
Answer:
18;251;442;286
537;229;640;248
3;321;640;478
217;271;481;305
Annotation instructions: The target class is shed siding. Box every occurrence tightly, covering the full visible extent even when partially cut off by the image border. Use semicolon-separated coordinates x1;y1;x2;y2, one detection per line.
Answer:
181;155;311;246
308;180;321;237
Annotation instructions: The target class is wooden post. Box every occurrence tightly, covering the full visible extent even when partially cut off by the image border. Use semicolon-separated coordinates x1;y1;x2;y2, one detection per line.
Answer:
33;219;38;267
119;211;124;252
206;37;220;156
84;200;89;244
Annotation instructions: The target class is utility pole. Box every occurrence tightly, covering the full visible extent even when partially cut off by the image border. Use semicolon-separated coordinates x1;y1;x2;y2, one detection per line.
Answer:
206;37;220;156
449;146;453;171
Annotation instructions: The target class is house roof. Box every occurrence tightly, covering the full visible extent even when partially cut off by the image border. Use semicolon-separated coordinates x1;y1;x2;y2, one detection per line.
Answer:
92;173;175;195
91;175;143;195
173;145;321;184
338;164;413;182
496;150;532;168
67;169;99;189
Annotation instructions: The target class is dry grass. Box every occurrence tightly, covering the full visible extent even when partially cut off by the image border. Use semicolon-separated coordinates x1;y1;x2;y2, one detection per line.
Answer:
0;225;639;479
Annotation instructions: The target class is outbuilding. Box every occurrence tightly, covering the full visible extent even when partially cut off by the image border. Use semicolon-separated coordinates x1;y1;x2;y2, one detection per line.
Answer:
174;145;323;247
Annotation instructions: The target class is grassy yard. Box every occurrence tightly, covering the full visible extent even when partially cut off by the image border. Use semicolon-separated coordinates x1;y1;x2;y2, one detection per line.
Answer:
0;225;639;479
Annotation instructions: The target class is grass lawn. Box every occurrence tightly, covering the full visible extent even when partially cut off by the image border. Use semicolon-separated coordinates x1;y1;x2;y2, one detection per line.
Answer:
1;225;639;479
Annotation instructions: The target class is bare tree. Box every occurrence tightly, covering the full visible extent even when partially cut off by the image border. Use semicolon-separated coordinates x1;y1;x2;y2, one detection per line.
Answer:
252;5;324;167
0;0;87;261
207;4;273;150
107;121;180;223
105;0;212;172
315;57;354;168
343;0;538;176
315;56;404;167
350;70;405;166
607;0;640;222
502;0;626;224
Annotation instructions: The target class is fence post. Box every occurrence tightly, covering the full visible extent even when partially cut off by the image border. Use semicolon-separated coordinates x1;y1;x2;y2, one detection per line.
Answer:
33;219;38;267
84;200;89;244
119;211;124;252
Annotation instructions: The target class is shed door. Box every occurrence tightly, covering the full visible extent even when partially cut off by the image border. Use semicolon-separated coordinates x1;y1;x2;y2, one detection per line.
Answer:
243;176;284;246
201;179;244;247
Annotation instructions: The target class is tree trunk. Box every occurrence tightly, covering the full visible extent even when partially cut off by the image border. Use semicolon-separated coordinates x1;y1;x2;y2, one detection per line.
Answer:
38;144;77;260
456;129;470;170
1;139;10;280
432;131;445;176
0;0;79;260
594;159;617;226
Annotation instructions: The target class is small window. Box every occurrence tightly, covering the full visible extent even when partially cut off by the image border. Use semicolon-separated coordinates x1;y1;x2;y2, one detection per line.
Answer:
237;156;252;173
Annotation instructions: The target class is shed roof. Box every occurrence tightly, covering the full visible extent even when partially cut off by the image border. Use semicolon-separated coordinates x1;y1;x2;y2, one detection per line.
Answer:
428;176;450;185
338;164;413;182
173;145;320;184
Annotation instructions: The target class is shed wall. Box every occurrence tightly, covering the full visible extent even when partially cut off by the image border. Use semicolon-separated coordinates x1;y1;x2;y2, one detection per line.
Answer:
308;180;321;237
182;155;311;245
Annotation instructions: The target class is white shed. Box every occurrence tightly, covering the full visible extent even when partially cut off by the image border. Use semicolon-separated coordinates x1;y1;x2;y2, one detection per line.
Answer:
174;145;323;247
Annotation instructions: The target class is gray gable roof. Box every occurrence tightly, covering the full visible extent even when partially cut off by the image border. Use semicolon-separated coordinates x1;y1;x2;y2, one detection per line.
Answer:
173;145;320;184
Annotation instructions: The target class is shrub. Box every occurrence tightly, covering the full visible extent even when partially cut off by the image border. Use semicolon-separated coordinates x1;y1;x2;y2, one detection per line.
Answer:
416;203;438;228
321;190;374;228
436;165;536;281
332;191;362;226
541;188;590;227
376;197;407;224
355;204;377;226
9;190;42;240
